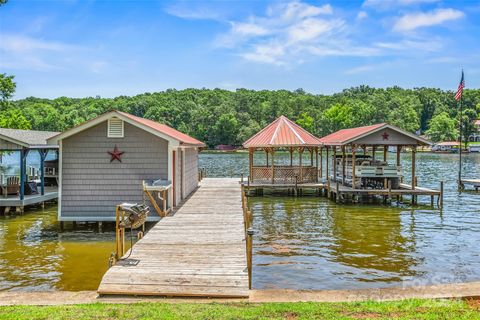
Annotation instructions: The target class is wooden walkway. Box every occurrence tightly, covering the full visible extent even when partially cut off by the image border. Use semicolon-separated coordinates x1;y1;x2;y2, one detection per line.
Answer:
97;178;249;297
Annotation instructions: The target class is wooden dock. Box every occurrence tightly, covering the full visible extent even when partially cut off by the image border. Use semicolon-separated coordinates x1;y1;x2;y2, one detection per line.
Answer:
0;187;58;213
460;179;480;191
97;178;249;297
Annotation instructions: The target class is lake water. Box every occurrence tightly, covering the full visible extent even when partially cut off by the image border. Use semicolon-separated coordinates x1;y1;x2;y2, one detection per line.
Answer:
0;152;479;291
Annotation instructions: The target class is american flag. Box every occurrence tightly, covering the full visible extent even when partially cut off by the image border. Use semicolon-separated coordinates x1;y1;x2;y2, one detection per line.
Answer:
455;70;465;101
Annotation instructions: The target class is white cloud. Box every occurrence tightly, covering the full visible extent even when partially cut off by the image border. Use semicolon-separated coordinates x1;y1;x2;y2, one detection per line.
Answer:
363;0;440;9
0;34;73;53
345;65;375;74
393;8;464;32
232;22;271;36
273;2;333;20
357;11;368;20
375;38;442;51
164;5;223;20
213;1;371;65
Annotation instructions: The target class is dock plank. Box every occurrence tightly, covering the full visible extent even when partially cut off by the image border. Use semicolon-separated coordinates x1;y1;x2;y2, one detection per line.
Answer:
97;178;249;298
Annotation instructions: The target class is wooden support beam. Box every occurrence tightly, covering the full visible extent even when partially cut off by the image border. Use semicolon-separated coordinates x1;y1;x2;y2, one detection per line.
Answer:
248;148;253;182
319;147;323;179
325;147;329;180
352;145;356;190
299;147;304;183
333;147;337;182
372;146;376;161
289;147;293;166
383;145;388;162
271;148;275;184
411;145;416;190
315;147;319;182
342;146;346;185
396;145;402;166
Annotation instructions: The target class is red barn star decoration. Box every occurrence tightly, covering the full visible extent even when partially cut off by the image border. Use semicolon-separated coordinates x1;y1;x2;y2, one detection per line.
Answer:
381;131;389;140
108;145;124;162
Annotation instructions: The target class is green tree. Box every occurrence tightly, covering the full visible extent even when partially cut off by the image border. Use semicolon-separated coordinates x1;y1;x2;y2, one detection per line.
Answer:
296;112;314;133
425;112;458;142
0;109;31;129
0;73;16;110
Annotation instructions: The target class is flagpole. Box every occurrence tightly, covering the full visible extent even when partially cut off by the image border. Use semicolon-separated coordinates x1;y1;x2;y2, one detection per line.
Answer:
458;93;462;189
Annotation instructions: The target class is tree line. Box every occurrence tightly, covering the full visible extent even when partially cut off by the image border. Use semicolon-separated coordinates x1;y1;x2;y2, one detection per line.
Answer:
1;73;479;147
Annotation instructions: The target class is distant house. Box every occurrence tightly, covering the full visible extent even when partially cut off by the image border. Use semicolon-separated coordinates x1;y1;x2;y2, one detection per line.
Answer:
214;144;236;151
468;120;480;142
431;141;460;153
47;110;205;222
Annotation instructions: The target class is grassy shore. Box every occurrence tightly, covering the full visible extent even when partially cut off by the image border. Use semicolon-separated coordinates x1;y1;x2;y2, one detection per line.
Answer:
0;299;479;320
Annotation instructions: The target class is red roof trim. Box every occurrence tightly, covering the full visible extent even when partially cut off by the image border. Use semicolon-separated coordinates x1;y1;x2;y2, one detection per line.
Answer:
117;111;205;147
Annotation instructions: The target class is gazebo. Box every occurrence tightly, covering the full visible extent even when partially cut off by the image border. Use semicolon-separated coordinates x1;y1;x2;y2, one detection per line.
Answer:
243;116;323;184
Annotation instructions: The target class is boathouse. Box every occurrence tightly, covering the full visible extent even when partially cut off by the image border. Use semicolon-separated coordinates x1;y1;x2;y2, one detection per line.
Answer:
243;115;323;185
319;123;441;205
0;128;59;212
47;110;205;222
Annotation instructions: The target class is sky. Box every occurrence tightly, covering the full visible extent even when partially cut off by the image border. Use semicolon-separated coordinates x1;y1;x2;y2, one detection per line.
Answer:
0;0;479;99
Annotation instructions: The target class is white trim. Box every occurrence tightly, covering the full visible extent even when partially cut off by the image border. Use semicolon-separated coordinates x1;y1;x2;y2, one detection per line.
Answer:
284;118;305;144
107;117;124;138
48;111;181;147
58;140;62;220
270;119;282;145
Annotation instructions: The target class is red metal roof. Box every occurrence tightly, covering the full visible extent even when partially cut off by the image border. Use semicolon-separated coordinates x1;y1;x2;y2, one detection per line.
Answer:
319;123;431;146
118;111;205;147
243;115;322;148
319;123;385;146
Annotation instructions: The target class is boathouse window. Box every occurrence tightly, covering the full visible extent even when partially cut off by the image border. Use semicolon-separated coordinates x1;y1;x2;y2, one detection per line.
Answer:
108;117;124;138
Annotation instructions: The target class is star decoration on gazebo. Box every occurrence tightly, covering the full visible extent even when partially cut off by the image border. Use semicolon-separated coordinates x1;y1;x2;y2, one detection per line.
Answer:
381;131;389;140
108;145;124;162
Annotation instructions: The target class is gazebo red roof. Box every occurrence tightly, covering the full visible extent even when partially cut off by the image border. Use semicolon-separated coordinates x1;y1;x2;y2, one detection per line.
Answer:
243;116;322;148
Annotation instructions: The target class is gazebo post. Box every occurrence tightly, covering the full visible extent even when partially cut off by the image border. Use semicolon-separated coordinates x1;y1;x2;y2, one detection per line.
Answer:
265;148;269;167
289;147;293;166
333;147;337;182
411;145;416;190
383;145;388;162
310;147;314;167
342;146;346;185
299;147;304;183
315;147;319;182
352;144;356;189
372;146;376;161
271;148;275;184
249;148;254;182
325;146;329;180
319;147;323;179
396;146;402;166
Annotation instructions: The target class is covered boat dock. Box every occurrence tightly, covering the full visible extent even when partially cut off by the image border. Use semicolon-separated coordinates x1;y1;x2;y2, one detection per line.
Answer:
319;123;443;206
0;128;59;213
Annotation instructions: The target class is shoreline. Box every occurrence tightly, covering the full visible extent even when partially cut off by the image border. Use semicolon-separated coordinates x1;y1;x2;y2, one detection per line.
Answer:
1;281;479;306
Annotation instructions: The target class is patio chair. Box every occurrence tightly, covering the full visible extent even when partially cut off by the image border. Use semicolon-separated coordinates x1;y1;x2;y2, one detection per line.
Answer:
2;176;20;197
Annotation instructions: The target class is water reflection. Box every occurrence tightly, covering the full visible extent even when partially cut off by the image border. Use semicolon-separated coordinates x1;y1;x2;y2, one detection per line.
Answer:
0;207;115;291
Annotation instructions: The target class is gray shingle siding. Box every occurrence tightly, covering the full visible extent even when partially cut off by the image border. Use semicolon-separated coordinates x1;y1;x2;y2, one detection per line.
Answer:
60;121;168;221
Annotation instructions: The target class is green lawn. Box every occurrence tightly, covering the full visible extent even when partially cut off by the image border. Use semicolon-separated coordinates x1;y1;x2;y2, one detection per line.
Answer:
0;299;479;320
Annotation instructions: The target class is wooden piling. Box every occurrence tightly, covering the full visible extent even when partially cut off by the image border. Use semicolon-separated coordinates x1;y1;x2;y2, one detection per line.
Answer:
246;228;254;290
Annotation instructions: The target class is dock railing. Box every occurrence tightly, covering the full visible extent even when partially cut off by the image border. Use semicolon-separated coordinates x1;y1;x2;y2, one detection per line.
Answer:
241;183;253;289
